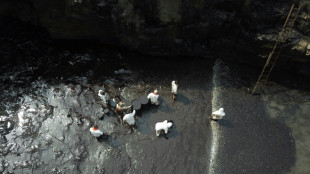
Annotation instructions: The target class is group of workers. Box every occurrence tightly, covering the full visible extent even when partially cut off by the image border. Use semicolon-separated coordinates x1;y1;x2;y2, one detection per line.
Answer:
90;80;226;140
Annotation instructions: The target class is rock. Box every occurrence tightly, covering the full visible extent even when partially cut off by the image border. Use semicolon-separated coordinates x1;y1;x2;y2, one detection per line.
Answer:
109;98;119;107
104;109;110;114
0;161;4;173
306;44;310;56
97;113;104;120
139;95;149;105
115;69;131;74
0;116;14;135
0;135;7;144
1;0;309;71
293;38;310;54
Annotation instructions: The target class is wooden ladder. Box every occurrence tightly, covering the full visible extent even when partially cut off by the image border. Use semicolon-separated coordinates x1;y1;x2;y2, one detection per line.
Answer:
252;1;302;95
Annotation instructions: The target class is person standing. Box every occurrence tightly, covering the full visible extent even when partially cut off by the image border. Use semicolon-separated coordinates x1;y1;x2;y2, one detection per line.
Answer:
98;90;109;107
171;81;178;101
147;89;159;105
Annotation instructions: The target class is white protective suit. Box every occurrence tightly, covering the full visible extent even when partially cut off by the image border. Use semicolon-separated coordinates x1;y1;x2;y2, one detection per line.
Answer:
123;110;136;125
147;90;159;105
98;90;109;107
90;127;104;137
171;81;178;94
155;120;173;136
211;108;225;120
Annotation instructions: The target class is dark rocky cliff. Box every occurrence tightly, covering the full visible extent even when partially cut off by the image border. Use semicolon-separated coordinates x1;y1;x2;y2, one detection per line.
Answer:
0;0;309;75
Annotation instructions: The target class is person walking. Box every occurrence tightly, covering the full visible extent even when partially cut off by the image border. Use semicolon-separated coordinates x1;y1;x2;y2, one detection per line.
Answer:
98;90;109;107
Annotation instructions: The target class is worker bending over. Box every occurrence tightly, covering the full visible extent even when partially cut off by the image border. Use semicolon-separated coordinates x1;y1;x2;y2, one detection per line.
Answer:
116;101;132;116
90;125;107;140
210;108;225;121
155;120;173;137
123;110;136;126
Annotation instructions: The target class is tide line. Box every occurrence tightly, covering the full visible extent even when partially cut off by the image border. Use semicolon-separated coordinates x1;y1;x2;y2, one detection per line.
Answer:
208;59;222;174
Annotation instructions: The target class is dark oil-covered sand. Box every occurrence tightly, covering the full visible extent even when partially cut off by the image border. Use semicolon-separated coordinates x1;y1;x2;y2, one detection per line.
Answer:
0;49;308;174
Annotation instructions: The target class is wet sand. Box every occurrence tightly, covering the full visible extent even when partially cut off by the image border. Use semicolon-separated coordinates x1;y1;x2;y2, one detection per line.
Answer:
261;84;310;174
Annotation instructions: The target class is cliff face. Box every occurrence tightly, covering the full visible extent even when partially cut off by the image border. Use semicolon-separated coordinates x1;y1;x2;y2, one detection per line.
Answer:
0;0;309;74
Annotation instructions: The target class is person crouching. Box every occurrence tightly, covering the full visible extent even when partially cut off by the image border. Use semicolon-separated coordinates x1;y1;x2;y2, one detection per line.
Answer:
90;125;107;140
210;108;225;121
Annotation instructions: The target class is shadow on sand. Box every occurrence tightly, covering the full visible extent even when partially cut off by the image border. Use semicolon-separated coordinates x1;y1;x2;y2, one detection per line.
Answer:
176;93;193;106
218;119;234;128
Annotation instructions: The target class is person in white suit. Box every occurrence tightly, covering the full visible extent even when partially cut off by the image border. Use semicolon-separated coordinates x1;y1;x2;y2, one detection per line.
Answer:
123;110;136;126
98;90;109;107
210;108;225;121
90;125;107;140
171;80;178;101
155;120;173;137
147;89;159;105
